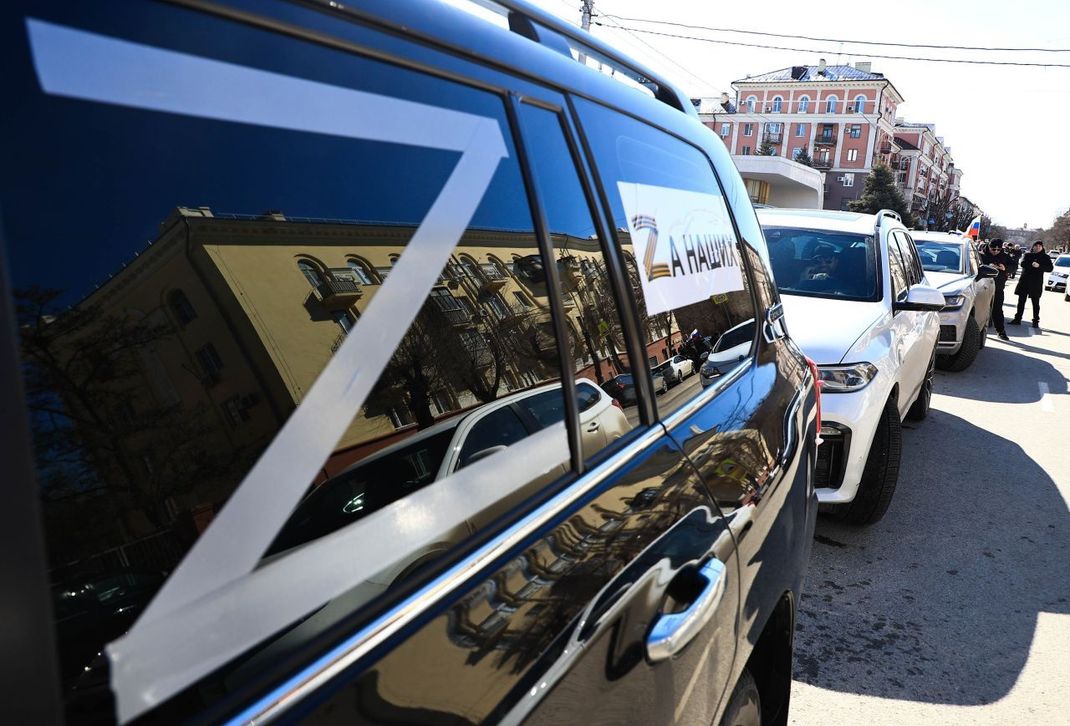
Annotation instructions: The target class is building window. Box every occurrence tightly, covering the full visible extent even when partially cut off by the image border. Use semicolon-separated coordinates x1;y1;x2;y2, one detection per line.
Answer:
849;124;862;139
746;95;757;112
512;291;532;309
168;289;197;327
854;95;866;113
742;145;752;155
222;396;250;427
720;122;731;136
847;149;858;162
297;260;323;287
771;96;783;113
826;96;839;113
843;173;855;187
429;287;463;311
798;96;810;113
485;295;509;320
387;407;414;429
743;123;753;137
346;259;375;284
195;343;223;377
795;123;805;137
331;310;355;333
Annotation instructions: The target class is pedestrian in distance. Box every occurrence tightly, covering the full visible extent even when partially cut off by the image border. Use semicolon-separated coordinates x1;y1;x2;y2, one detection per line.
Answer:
980;238;1012;341
1007;243;1022;279
1011;240;1054;329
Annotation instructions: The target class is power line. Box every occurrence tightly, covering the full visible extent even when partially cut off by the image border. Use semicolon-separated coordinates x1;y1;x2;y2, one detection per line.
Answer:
603;14;1070;54
595;24;1070;69
596;12;719;93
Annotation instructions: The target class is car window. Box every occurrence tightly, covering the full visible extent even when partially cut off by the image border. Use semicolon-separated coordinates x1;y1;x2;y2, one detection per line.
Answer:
3;11;578;718
763;227;879;301
1056;256;1070;268
887;240;910;301
915;241;964;273
516;103;640;458
894;231;924;284
574;98;758;419
575;382;601;412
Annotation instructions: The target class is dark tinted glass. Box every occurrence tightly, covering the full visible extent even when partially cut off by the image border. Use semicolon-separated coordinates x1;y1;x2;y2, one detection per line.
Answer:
3;6;573;720
915;241;964;273
763;227;879;301
574;98;757;414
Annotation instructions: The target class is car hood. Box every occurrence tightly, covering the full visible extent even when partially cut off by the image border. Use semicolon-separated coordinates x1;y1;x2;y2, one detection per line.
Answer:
927;270;972;294
781;295;886;365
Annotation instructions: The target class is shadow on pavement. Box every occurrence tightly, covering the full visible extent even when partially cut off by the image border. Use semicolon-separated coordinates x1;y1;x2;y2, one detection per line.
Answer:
793;409;1070;705
934;345;1067;404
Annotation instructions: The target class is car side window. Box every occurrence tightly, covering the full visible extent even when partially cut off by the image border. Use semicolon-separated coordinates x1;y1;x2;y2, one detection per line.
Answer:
887;236;910;301
4;10;579;718
574;98;758;420
894;231;923;284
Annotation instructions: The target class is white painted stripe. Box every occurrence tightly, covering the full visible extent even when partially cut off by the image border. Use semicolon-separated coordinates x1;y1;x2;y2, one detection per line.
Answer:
1039;382;1054;412
26;18;512;720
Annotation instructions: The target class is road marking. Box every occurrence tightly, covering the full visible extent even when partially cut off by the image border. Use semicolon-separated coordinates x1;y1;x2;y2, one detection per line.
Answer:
1039;382;1054;412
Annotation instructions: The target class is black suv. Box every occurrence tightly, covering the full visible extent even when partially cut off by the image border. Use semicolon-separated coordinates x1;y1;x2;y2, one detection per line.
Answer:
0;1;819;724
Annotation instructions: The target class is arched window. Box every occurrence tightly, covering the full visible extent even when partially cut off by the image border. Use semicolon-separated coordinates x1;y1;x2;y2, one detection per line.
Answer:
168;289;197;326
797;96;810;113
854;95;866;113
771;96;783;113
346;259;375;284
297;260;323;287
825;96;839;114
746;96;757;113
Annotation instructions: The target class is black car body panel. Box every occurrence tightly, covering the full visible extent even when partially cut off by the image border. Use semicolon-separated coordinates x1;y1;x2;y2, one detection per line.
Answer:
0;0;817;723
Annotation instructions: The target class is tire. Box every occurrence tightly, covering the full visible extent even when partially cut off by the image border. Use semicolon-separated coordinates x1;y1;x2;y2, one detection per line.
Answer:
719;668;761;726
936;316;981;372
905;347;935;421
837;396;902;526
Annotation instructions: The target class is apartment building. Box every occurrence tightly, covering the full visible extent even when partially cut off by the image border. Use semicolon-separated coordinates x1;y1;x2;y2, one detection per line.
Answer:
707;59;964;222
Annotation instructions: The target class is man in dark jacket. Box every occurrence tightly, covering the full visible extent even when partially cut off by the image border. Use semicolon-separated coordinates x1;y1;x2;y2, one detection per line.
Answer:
1011;241;1055;328
1007;244;1022;279
980;238;1012;341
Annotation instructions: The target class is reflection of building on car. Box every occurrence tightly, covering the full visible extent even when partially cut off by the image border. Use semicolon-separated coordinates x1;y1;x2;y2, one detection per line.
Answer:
761;208;943;524
700;320;757;388
912;232;997;372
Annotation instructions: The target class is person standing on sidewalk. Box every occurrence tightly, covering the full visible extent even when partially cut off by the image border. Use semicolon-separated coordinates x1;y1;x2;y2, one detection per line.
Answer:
980;238;1012;341
1007;243;1022;279
1011;240;1054;329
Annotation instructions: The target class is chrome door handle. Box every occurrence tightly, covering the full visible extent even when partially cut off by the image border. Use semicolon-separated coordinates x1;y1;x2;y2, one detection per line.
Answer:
586;421;600;432
646;558;727;662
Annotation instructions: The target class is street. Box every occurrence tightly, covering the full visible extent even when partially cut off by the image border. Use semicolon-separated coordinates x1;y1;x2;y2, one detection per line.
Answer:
790;291;1070;725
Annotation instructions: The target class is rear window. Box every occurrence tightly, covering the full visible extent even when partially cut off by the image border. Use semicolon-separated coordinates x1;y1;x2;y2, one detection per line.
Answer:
763;227;880;301
575;382;601;412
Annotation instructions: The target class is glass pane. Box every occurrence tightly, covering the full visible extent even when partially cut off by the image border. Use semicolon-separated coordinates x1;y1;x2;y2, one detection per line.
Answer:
574;99;757;415
763;228;880;301
3;7;572;719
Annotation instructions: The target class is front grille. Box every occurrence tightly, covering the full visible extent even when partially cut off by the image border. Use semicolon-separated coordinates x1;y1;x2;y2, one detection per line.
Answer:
816;428;850;490
939;325;957;342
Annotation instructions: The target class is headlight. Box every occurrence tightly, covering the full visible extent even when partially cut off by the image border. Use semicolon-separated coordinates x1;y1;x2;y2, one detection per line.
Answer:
818;362;878;393
1055;271;1068;278
942;294;966;310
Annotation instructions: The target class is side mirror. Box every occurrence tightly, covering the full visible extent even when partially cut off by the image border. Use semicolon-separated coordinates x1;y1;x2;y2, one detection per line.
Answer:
892;284;946;312
699;352;709;361
976;264;998;281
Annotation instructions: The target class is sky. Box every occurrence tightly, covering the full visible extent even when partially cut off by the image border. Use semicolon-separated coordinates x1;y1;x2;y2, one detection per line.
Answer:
516;0;1070;229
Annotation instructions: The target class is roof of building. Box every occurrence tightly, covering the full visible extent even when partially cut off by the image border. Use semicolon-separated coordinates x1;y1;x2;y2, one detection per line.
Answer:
735;64;885;84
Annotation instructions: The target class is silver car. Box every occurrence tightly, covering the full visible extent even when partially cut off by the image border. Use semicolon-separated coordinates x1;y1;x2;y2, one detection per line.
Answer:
913;233;998;372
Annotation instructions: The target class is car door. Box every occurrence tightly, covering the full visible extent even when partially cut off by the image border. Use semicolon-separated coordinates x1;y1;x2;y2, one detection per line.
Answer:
887;230;927;414
968;246;995;325
1;4;738;724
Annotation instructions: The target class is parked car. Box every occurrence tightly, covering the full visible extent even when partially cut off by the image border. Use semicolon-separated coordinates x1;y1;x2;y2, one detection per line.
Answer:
761;208;944;524
700;320;758;388
651;359;679;388
912;232;998;371
1045;254;1070;292
1;2;820;725
668;353;696;379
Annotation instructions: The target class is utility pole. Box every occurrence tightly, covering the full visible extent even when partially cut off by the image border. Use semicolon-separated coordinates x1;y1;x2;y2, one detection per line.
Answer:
577;0;594;66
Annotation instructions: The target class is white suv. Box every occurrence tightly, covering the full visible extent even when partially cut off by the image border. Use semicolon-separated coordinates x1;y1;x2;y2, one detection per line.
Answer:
759;209;944;524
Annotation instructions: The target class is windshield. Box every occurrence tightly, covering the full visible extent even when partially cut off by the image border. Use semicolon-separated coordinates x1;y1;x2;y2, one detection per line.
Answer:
763;227;879;301
266;428;457;556
1056;256;1070;268
914;241;964;273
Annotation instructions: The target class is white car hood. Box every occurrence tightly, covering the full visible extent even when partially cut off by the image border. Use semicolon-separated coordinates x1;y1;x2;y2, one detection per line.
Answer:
927;270;972;293
781;294;886;365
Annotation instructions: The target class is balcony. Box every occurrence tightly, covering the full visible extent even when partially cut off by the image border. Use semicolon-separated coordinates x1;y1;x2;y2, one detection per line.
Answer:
441;307;472;326
814;135;836;146
812;157;833;170
763;132;782;144
315;271;362;309
478;263;508;291
880;142;895;154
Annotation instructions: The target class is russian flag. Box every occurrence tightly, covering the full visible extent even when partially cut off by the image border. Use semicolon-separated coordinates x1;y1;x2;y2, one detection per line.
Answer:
963;215;982;239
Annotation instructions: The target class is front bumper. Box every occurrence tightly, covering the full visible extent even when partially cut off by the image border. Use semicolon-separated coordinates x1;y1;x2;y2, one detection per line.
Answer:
814;379;890;504
935;306;969;354
1045;276;1067;291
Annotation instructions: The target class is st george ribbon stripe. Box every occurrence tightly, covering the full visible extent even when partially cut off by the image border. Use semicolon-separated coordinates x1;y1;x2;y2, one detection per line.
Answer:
26;18;536;721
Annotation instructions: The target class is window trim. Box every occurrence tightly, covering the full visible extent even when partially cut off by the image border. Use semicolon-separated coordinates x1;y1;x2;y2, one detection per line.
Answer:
798;95;810;113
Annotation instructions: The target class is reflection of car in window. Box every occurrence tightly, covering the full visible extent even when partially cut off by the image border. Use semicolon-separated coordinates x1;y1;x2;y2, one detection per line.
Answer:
700;319;756;388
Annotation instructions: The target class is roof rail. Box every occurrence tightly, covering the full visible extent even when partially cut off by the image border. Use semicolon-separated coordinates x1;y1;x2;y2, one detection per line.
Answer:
874;208;902;233
491;0;696;117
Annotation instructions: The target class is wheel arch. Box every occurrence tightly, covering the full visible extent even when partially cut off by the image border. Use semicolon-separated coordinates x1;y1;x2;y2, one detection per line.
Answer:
743;589;796;726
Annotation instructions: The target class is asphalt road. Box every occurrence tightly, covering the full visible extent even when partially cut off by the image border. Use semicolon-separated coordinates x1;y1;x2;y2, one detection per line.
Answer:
790;287;1070;725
